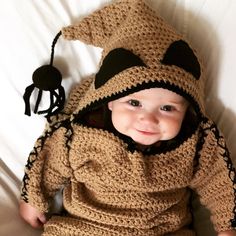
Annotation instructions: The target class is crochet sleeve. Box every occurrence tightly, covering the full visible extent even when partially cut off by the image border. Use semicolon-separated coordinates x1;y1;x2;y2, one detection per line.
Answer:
190;119;236;232
21;127;72;213
21;77;92;212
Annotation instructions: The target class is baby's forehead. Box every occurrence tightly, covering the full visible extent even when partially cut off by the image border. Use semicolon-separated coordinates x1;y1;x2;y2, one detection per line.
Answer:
124;87;187;102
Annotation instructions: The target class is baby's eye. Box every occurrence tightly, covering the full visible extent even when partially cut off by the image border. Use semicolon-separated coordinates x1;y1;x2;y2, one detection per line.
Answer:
160;105;174;112
128;99;141;107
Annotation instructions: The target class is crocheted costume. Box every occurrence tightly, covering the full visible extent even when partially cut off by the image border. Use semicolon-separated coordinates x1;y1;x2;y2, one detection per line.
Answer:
21;0;236;235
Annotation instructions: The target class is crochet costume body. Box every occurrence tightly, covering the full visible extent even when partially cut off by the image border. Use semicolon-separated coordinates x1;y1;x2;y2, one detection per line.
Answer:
21;0;236;235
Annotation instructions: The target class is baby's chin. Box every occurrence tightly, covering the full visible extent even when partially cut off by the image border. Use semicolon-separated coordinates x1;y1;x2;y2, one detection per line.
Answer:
132;138;161;147
133;135;178;146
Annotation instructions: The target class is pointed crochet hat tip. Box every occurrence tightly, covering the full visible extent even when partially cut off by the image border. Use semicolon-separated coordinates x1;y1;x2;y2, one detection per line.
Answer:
61;0;205;117
61;0;133;47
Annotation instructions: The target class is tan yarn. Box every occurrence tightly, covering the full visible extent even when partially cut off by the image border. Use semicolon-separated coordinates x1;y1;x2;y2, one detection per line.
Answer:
21;0;236;235
62;0;205;116
23;115;235;235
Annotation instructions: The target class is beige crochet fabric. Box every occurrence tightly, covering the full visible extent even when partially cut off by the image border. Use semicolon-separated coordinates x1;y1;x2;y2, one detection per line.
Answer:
21;0;236;235
61;0;204;117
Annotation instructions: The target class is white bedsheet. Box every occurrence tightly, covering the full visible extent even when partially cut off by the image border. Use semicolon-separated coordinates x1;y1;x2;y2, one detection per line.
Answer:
1;0;236;235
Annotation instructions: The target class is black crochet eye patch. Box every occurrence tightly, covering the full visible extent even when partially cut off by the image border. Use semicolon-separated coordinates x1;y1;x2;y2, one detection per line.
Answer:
161;40;201;80
95;48;147;89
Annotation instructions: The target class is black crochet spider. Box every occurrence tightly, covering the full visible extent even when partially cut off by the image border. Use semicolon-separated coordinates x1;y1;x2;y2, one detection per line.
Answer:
23;32;65;118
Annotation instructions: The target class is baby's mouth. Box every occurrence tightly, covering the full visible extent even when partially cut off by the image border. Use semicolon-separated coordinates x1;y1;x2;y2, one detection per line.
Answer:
136;129;158;135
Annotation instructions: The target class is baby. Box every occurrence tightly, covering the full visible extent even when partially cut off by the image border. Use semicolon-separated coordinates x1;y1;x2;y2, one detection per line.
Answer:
19;0;236;235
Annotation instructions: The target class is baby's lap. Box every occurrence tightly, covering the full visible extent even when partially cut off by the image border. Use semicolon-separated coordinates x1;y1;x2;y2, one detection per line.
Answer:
42;215;196;236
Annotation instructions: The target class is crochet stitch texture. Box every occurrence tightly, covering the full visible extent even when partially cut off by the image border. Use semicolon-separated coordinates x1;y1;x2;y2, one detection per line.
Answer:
21;0;236;235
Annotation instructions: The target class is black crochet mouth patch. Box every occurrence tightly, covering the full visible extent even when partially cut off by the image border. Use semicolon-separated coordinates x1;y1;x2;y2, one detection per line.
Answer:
161;40;201;80
95;48;147;89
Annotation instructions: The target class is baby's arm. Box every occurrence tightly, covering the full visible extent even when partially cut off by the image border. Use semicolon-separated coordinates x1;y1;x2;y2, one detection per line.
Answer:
19;201;47;228
190;119;236;232
20;126;72;228
218;230;236;236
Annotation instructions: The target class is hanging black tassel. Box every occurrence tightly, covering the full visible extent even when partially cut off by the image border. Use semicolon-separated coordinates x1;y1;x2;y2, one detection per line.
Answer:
23;31;65;118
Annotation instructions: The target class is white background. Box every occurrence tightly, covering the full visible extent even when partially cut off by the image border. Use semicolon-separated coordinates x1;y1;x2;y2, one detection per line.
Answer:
0;1;236;235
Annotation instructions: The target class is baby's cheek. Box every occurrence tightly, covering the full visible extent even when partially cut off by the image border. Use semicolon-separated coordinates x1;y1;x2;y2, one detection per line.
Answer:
165;122;182;139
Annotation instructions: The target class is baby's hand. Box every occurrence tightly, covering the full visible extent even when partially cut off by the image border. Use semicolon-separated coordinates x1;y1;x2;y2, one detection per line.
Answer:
218;230;236;236
19;201;47;228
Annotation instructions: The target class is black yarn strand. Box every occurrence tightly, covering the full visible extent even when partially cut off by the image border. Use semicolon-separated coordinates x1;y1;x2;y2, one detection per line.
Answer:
50;31;62;66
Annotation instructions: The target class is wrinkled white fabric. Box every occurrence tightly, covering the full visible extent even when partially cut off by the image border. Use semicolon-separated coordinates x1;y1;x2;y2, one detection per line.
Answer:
1;1;236;235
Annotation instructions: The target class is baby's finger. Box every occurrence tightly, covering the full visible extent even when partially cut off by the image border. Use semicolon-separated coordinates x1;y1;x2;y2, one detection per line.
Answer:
29;218;44;229
38;213;47;224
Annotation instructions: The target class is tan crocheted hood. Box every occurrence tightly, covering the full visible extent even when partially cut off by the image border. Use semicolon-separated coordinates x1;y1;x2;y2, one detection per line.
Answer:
62;0;204;117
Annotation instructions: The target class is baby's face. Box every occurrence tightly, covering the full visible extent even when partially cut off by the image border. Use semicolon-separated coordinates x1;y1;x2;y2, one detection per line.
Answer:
108;88;189;146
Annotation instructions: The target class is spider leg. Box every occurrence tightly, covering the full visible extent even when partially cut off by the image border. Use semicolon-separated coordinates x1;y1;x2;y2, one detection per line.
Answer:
23;84;36;116
46;87;65;117
48;91;57;116
49;89;63;116
37;90;54;115
37;86;65;117
34;89;43;114
56;86;65;111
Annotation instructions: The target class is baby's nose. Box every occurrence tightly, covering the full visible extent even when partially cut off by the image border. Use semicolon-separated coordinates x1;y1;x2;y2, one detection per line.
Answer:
139;112;159;124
